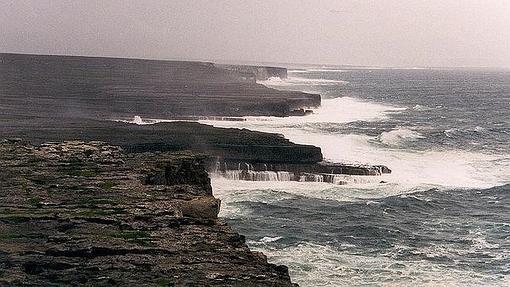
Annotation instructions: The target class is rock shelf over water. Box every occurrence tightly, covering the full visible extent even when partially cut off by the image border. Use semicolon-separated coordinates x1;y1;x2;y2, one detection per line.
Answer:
0;53;392;285
0;53;320;119
0;53;391;180
0;139;297;286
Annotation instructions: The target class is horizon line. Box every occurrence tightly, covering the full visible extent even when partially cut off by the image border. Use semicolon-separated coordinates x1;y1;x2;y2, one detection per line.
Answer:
2;51;509;71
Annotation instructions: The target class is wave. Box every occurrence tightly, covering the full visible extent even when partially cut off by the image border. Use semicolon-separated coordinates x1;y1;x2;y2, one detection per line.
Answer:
118;75;508;192
444;126;487;138
378;128;425;146
258;76;348;87
221;184;510;286
116;115;154;125
245;241;509;287
202;97;404;128
412;104;437;111
259;236;283;243
217;169;385;185
207;125;508;190
289;69;347;73
117;96;403;131
211;177;391;210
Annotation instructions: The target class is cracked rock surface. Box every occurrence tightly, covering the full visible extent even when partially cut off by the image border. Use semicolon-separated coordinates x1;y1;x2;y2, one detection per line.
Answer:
0;139;296;286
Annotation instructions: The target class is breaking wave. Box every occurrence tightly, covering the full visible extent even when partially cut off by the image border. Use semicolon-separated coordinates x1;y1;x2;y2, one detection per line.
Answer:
444;126;487;138
202;96;403;127
247;241;509;287
258;76;348;86
213;68;510;287
378;128;425;146
289;68;347;73
215;183;510;287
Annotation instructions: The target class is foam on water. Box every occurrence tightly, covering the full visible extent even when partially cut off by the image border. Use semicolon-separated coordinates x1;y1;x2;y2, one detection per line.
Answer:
121;71;509;191
213;68;510;287
202;96;403;127
118;68;510;286
118;115;154;125
378;128;425;146
412;104;436;111
212;176;414;216
204;99;508;190
289;69;348;73
259;76;348;87
244;241;509;287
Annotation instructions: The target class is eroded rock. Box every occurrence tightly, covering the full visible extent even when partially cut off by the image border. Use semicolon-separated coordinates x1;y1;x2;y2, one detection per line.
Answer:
0;140;297;286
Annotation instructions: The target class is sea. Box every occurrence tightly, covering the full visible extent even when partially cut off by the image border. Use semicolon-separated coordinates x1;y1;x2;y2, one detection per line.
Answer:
201;68;510;286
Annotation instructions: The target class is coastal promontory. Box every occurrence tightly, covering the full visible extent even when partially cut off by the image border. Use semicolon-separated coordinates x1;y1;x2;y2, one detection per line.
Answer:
0;139;297;286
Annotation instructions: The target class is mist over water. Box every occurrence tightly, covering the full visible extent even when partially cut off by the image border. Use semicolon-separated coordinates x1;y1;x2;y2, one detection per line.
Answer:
207;68;510;286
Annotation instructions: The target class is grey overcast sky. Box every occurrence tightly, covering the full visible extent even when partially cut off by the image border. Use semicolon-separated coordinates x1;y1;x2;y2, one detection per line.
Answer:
1;0;510;68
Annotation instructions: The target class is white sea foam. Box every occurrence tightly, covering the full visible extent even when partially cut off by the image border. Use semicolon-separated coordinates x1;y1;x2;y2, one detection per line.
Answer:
245;241;508;287
202;97;403;127
205;100;507;190
259;76;348;87
132;115;144;125
285;132;506;189
117;115;156;125
125;97;508;191
120;72;508;192
412;104;435;111
211;72;510;287
445;126;487;138
289;69;348;73
378;128;425;146
259;236;283;243
212;176;403;211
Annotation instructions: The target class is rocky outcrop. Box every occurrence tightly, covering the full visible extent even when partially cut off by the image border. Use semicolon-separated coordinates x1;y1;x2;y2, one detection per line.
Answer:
0;53;319;119
0;139;297;286
216;64;288;81
209;160;391;184
213;161;391;176
0;53;324;174
2;120;324;165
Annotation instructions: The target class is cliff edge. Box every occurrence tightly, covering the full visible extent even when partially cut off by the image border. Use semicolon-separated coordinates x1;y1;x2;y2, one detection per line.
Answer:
0;139;297;286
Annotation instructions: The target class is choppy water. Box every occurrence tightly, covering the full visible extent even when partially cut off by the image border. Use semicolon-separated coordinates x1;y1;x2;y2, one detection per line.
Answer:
206;68;510;286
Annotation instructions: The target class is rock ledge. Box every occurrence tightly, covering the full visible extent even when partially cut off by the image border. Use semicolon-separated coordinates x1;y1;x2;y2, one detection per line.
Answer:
0;139;297;286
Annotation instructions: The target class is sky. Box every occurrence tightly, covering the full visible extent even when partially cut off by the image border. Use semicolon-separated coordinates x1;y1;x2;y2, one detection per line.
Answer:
1;0;510;68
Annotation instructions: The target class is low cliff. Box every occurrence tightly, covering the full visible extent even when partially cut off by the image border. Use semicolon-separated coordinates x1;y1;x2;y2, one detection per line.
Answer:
0;139;297;286
217;64;288;81
1;121;323;165
0;53;319;119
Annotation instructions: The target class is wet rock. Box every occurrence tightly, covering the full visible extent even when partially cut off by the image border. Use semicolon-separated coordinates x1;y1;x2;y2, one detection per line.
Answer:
211;160;392;183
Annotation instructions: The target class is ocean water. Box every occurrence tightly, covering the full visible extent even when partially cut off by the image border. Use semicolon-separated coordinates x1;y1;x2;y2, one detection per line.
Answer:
205;68;510;286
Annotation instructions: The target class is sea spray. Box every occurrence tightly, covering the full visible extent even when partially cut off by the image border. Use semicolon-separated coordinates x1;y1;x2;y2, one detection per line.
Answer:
213;68;510;286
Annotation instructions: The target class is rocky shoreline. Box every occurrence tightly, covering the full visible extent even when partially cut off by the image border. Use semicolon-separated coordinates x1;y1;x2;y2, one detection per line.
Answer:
0;53;320;119
0;139;297;286
1;53;391;285
0;53;390;177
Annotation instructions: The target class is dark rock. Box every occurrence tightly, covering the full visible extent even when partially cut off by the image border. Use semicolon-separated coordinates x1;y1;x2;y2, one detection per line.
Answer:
0;140;298;286
0;53;318;119
210;159;391;178
3;120;324;165
180;197;221;219
0;53;389;176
